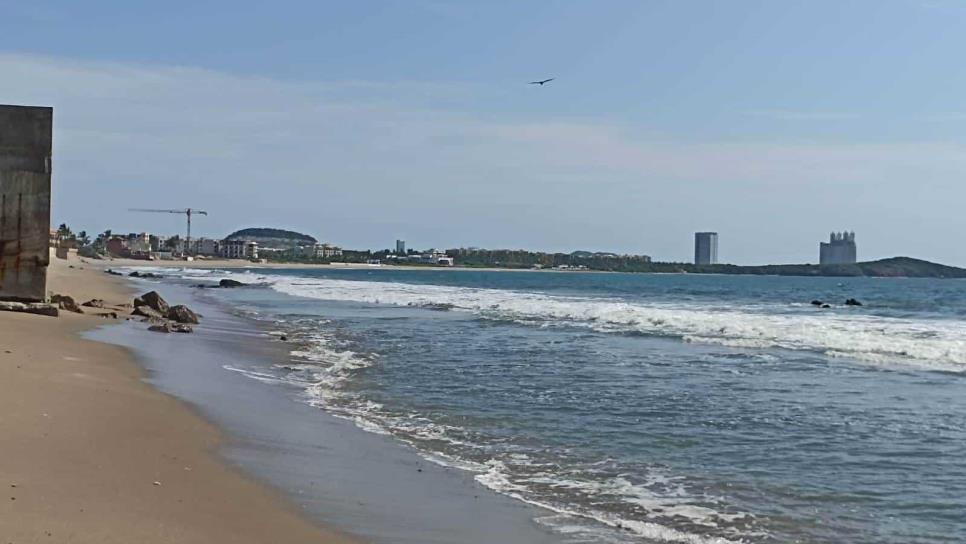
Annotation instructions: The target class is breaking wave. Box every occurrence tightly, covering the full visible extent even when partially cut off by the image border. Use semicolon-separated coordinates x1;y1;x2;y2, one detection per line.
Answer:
173;270;966;371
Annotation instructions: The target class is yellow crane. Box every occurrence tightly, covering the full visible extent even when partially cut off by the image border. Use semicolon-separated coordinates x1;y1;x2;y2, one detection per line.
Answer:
129;208;208;256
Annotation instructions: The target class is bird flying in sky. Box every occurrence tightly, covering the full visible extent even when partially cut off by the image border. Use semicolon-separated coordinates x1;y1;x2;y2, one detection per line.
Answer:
528;78;555;86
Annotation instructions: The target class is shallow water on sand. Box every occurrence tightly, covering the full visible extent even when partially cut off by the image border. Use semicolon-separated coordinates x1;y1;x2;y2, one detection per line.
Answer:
120;268;966;543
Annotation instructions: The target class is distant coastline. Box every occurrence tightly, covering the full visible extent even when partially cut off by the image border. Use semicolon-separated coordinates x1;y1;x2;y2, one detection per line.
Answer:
107;255;966;279
641;256;966;279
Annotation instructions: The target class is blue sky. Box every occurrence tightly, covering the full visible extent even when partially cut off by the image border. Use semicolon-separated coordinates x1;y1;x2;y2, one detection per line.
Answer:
3;0;966;264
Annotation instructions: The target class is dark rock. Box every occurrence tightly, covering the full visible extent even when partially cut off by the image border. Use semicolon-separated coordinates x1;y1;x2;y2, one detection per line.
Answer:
821;304;831;308
136;291;169;314
99;311;119;319
279;335;287;341
132;305;164;320
810;300;823;306
148;321;193;334
50;294;83;314
219;279;246;288
171;323;194;333
166;305;199;324
845;298;863;306
81;299;105;308
148;323;172;333
105;269;123;276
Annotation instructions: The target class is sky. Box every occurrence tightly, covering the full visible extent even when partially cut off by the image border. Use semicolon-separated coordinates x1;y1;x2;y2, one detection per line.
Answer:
3;0;966;264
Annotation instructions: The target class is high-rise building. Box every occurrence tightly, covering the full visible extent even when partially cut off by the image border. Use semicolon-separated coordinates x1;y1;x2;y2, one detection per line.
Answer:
819;231;857;265
396;239;406;254
694;232;718;265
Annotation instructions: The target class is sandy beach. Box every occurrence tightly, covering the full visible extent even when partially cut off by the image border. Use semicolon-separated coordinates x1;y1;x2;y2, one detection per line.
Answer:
0;252;355;543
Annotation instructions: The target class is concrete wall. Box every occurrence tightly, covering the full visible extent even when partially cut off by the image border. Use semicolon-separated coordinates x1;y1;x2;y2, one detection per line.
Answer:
0;105;52;302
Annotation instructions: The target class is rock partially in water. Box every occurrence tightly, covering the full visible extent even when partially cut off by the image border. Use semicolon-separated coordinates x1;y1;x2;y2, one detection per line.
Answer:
167;305;199;324
148;321;193;333
132;305;165;320
135;291;169;314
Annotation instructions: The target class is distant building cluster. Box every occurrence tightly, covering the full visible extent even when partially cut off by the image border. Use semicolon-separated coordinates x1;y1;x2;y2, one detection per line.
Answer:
387;248;454;266
820;231;857;265
94;232;346;263
694;232;718;265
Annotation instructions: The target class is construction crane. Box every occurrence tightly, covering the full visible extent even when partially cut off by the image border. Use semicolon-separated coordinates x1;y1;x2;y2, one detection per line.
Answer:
129;208;208;256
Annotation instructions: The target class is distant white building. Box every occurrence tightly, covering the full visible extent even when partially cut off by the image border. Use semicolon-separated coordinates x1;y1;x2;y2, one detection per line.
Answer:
297;243;343;259
316;243;342;259
221;240;258;260
418;250;453;266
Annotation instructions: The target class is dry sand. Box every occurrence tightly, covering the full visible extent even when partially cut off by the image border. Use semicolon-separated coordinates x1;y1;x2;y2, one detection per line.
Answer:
0;252;356;543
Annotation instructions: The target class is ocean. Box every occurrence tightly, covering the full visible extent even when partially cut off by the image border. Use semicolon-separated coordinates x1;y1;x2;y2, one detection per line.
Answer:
115;267;966;543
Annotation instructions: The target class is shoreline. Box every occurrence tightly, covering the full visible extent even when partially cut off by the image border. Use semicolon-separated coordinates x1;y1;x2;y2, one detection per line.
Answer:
0;251;356;543
87;266;562;543
100;256;966;280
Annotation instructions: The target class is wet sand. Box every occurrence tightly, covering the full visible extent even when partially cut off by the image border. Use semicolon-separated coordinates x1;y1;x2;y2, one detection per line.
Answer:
0;252;355;543
85;282;560;544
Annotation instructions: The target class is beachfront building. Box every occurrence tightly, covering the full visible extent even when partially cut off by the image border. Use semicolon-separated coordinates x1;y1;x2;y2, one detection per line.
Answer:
221;240;258;260
694;232;718;265
293;243;343;259
105;236;129;257
190;237;220;257
396;239;406;254
819;231;857;265
386;249;453;266
311;243;343;259
418;250;454;266
127;232;152;254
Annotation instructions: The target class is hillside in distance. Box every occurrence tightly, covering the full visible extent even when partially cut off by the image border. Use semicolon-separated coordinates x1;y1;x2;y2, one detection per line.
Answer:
224;227;317;249
452;250;966;278
690;257;966;278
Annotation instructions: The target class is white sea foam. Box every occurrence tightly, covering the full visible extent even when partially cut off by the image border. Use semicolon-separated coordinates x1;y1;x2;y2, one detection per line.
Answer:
155;267;962;542
192;271;966;371
220;297;757;544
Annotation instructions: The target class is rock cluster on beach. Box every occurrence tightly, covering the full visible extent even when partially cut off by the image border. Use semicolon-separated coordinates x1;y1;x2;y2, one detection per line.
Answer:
50;294;83;314
132;291;199;333
0;301;59;317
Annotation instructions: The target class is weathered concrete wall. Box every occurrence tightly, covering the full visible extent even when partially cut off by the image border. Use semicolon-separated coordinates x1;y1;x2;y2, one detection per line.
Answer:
0;105;52;302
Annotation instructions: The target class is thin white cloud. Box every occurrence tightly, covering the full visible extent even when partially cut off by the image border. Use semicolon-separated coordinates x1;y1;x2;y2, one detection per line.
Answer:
741;109;859;121
1;53;964;264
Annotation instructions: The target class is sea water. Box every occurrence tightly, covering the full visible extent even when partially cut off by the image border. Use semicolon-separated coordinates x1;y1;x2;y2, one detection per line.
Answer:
132;267;966;543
